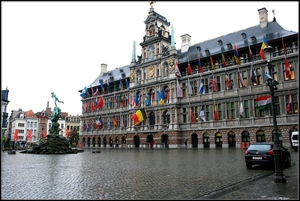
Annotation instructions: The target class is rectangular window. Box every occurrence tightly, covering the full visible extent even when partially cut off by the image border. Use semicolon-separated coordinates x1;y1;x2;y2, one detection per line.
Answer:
217;103;222;120
216;76;220;91
244;100;250;118
204;78;209;94
204;105;210;121
18;123;25;127
286;93;298;114
270;96;280;116
242;71;248;87
34;122;37;128
255;68;262;86
227;102;235;120
182;83;187;98
183;108;187;123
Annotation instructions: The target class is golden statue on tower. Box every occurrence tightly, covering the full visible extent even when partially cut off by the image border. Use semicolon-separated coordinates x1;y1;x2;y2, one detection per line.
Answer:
150;1;156;8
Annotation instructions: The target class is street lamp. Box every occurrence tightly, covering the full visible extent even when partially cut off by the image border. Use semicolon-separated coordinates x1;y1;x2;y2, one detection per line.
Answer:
263;45;287;183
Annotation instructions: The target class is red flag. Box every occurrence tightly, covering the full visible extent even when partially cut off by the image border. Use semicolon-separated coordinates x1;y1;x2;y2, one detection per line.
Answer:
198;54;203;73
13;129;19;141
209;75;217;92
225;74;231;90
90;101;95;111
187;63;192;75
175;61;181;77
43;131;47;139
113;116;118;127
96;96;104;109
190;107;196;123
213;105;219;121
66;129;69;138
27;129;32;141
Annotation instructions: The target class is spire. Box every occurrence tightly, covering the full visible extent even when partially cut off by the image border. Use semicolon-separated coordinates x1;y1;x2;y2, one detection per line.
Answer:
171;25;175;49
131;40;136;63
272;9;276;22
150;1;156;11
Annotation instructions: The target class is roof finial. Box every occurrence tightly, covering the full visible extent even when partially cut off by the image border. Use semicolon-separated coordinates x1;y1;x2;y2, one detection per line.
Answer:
150;1;156;8
272;9;276;22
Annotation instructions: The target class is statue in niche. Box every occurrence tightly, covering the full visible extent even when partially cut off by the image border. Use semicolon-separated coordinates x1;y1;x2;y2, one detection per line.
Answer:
162;45;169;56
130;72;135;83
169;59;175;72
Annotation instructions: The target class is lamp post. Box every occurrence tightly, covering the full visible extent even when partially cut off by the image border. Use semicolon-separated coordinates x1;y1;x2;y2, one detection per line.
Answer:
263;45;287;183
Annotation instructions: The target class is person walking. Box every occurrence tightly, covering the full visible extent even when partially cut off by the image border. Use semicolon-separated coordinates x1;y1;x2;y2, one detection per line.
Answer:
185;140;188;148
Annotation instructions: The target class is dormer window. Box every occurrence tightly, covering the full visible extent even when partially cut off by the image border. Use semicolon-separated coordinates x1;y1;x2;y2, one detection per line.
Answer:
251;35;257;43
196;46;201;51
205;49;210;56
227;43;233;50
218;40;223;46
241;33;247;39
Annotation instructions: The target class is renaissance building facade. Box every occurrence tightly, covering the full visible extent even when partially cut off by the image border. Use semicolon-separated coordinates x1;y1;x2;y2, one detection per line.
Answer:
79;5;298;149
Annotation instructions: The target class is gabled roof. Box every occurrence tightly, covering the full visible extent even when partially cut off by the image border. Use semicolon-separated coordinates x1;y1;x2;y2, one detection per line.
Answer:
178;20;297;64
144;10;170;26
24;110;37;118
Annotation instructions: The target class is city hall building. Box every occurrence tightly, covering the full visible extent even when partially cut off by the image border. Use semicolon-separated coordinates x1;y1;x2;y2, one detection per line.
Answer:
78;5;298;149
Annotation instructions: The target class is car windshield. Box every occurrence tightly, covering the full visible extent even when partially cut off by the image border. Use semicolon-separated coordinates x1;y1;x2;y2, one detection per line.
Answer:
248;144;271;150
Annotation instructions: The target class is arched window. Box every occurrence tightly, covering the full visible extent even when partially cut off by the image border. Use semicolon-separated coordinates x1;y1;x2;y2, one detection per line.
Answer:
163;110;170;124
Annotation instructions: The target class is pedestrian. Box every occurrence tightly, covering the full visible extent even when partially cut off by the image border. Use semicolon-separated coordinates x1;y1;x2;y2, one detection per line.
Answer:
185;140;188;148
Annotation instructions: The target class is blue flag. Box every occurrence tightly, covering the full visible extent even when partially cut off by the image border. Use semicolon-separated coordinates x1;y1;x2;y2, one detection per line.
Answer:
80;87;88;98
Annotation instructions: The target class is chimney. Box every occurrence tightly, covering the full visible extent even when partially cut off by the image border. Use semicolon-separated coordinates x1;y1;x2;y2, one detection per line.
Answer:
258;7;268;29
180;34;191;53
100;63;107;76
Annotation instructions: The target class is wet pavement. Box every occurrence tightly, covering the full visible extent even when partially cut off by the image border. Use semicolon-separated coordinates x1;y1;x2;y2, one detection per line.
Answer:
1;147;298;200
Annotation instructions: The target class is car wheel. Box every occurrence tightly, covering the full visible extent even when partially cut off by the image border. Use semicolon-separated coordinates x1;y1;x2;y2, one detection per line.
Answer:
246;163;252;169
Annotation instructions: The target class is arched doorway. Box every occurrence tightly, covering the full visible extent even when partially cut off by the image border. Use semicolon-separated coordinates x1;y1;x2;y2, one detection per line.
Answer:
161;134;168;148
240;130;250;149
256;130;266;142
215;132;222;148
103;136;107;147
122;135;126;148
82;137;86;147
191;133;198;148
92;137;96;147
147;134;154;148
115;136;119;147
97;137;101;148
109;136;113;147
87;137;91;147
134;135;140;148
203;132;210;148
228;131;236;148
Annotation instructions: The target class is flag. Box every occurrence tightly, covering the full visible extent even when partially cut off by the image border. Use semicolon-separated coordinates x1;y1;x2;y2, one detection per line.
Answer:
190;107;196;123
107;118;112;129
240;102;245;117
95;118;101;130
93;88;99;96
187;62;192;75
43;131;47;139
199;109;206;122
225;74;231;90
96;96;104;109
126;79;129;89
106;80;111;93
65;129;69;137
175;61;181;77
250;63;257;85
248;46;253;61
187;78;193;95
27;129;32;141
100;82;105;93
119;80;123;90
134;92;139;106
108;98;112;109
90;101;95;111
286;90;293;113
199;79;205;95
144;94;151;106
221;53;227;67
120;116;124;127
131;113;139;124
113;116;118;127
131;95;136;107
256;95;272;110
85;120;90;132
159;89;165;105
151;91;155;105
238;70;244;87
210;56;215;70
198;54;203;73
176;79;183;97
259;36;267;60
233;44;241;65
80;87;88;98
213;105;219;121
285;58;290;78
99;117;103;128
13;129;19;141
209;75;216;92
133;108;147;125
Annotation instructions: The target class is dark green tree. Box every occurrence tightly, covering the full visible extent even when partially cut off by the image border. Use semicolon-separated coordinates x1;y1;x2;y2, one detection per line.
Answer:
68;129;79;147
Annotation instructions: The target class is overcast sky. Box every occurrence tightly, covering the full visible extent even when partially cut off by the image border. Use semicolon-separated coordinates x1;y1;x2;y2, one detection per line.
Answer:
2;1;298;116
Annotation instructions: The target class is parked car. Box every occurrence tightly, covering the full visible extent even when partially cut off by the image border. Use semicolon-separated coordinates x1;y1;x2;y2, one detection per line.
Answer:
245;142;291;169
291;131;298;151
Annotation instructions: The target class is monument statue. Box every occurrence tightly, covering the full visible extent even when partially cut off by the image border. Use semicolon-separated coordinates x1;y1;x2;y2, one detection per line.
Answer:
51;92;64;107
